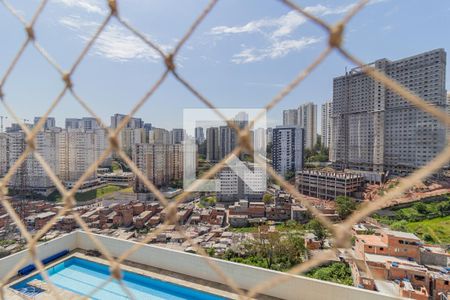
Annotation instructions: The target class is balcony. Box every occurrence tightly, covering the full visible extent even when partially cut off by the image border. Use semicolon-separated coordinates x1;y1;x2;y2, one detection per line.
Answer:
1;231;401;299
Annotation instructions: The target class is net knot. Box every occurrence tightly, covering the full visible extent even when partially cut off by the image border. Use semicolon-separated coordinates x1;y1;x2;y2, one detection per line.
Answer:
26;136;36;151
25;26;35;40
109;133;120;151
329;23;344;48
63;192;76;209
111;263;122;280
62;73;73;89
238;130;252;152
166;204;178;224
108;0;118;15
165;54;176;71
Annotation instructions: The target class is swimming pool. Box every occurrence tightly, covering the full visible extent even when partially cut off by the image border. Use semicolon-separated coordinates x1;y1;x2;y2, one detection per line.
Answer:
11;257;226;300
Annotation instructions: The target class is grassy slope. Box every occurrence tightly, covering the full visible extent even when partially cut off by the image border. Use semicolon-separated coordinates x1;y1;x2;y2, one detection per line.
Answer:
404;216;450;244
48;185;124;202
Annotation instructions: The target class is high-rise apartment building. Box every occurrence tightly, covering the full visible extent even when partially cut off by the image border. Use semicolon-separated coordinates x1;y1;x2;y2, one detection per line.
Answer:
216;162;266;202
321;101;332;149
266;127;273;144
148;127;170;145
195;127;205;144
143;123;152;143
133;144;167;190
57;129;109;182
110;113;144;129
132;143;184;191
206;127;220;161
218;112;250;160
119;128;146;155
254;128;267;156
65;118;81;129
170;128;185;144
233;112;249;129
219;126;237;160
272;126;304;176
447;93;450;140
65;118;100;130
1;127;109;194
7;130;58;195
30;130;58;192
34;117;56;130
168;144;184;182
282;103;317;150
282;109;298;126
331;49;447;174
80;118;100;130
298;102;317;150
0;133;8;177
6;131;26;187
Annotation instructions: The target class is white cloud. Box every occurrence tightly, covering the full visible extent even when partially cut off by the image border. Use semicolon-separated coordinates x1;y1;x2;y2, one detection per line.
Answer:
93;25;162;62
53;0;106;15
209;3;360;39
271;11;307;39
59;15;98;30
59;16;168;62
210;1;388;63
232;37;321;64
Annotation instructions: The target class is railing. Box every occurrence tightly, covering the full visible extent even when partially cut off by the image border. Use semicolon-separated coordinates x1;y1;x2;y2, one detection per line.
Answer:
0;0;449;299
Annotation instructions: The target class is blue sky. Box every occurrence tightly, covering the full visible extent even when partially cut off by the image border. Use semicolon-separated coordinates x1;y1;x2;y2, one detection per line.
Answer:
0;0;449;132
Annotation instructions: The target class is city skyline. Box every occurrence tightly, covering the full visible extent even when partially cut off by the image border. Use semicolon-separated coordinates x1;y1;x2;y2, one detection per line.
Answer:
1;2;450;299
1;1;450;132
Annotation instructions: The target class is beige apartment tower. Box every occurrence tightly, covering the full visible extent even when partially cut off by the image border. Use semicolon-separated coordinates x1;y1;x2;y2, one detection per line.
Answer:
321;101;332;149
331;49;447;174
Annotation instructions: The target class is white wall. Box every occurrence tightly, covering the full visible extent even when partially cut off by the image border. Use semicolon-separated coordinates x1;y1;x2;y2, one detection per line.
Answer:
0;233;76;279
0;231;401;300
76;231;401;300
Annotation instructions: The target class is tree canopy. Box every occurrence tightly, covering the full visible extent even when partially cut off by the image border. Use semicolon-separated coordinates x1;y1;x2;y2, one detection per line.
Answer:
335;196;357;220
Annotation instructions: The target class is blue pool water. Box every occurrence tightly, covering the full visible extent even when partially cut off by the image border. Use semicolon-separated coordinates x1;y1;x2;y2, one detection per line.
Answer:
12;257;226;300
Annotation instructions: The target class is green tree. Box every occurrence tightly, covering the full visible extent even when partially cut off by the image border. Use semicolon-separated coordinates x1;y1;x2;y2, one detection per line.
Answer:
390;220;408;231
306;262;353;286
266;142;272;159
200;196;217;207
170;179;183;189
251;231;306;271
414;202;428;214
308;219;327;248
335;196;357;220
422;233;435;243
263;193;274;204
206;248;216;257
226;231;307;271
197;140;207;157
436;201;450;217
284;170;295;181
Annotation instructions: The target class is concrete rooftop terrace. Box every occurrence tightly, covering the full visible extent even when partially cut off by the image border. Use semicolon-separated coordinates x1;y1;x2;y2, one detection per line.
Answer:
0;231;404;300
